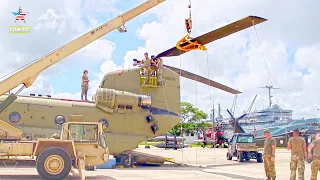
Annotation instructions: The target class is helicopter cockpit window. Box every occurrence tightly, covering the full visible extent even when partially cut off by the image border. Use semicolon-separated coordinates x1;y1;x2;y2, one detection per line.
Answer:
67;124;98;143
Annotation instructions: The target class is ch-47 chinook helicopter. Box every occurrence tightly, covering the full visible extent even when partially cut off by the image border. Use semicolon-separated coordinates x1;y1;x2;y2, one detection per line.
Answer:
0;0;267;167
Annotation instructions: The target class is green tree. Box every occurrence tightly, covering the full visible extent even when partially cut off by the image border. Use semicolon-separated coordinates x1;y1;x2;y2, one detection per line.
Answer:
169;102;209;136
181;102;207;123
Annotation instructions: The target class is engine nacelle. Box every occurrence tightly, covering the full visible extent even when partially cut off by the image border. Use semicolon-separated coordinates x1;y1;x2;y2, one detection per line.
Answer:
95;88;151;113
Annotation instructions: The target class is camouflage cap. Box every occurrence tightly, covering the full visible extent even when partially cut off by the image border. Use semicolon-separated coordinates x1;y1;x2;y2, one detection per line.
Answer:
263;129;270;134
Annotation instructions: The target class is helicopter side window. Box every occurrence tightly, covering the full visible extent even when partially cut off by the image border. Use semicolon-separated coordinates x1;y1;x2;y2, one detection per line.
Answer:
67;124;98;143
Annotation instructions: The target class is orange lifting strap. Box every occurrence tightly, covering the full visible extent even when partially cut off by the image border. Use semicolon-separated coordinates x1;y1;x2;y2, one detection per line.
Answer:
175;33;207;52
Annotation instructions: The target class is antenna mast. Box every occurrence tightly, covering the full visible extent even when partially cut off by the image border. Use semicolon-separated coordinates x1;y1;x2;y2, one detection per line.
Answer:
259;85;280;108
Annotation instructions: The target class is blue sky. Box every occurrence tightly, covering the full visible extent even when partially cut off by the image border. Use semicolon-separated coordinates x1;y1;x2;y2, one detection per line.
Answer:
48;1;159;94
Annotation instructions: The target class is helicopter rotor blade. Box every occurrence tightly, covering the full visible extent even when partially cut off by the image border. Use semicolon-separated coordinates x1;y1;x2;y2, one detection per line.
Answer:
164;64;241;94
156;16;267;58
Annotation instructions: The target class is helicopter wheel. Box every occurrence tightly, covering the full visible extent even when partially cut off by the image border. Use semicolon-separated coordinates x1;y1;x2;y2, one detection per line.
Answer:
120;155;134;168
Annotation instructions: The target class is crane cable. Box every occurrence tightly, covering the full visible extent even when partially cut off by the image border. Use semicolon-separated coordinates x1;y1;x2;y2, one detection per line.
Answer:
193;47;198;166
205;49;215;164
251;20;283;135
178;50;191;166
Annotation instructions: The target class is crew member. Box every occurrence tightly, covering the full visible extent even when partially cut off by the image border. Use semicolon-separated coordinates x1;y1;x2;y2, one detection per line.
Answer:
155;57;163;85
263;129;276;180
308;132;320;180
287;129;307;180
203;138;207;148
135;52;151;84
81;70;89;101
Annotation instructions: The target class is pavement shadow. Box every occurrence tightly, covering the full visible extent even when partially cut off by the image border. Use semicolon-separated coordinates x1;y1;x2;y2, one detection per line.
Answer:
0;162;116;180
115;162;245;171
125;159;260;170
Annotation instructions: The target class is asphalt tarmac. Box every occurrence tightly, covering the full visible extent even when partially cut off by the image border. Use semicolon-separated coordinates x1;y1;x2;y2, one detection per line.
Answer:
0;146;313;180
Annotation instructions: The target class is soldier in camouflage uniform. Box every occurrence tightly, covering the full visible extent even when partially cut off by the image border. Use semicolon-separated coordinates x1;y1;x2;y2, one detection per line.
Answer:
155;57;163;86
134;53;152;85
287;129;307;180
81;70;89;101
308;132;320;180
263;129;277;180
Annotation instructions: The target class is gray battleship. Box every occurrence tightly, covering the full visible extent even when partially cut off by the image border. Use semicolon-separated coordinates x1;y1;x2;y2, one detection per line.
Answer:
210;85;319;139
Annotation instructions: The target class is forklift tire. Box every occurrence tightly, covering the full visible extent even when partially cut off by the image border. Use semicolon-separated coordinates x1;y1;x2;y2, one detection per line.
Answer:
256;153;263;163
36;147;72;180
120;155;134;168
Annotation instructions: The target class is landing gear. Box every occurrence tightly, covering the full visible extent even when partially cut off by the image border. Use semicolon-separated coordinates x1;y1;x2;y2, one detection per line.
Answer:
120;155;134;168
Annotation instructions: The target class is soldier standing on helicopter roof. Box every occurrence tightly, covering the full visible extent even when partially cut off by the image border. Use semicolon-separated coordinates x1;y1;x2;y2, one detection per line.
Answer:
151;55;164;85
134;52;152;85
81;70;89;101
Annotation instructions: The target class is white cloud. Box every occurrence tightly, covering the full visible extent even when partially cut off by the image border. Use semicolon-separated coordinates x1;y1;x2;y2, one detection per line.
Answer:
3;0;320;122
34;9;67;34
80;40;116;60
0;0;120;100
119;0;320;120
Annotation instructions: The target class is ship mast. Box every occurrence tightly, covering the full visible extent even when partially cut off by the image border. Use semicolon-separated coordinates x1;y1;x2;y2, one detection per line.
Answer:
259;85;280;109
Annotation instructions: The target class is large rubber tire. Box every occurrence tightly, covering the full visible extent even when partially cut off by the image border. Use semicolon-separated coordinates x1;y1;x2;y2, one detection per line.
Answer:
36;147;72;180
256;153;263;163
237;152;244;162
226;152;232;160
120;155;134;168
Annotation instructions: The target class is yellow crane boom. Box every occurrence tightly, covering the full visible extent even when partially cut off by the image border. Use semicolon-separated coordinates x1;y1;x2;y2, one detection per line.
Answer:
0;0;165;96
